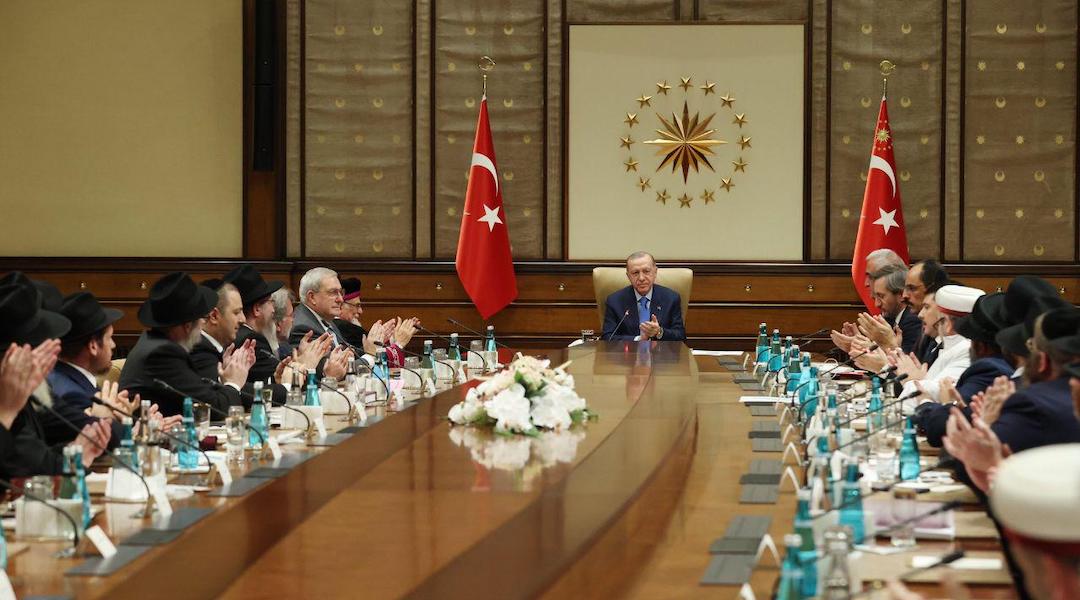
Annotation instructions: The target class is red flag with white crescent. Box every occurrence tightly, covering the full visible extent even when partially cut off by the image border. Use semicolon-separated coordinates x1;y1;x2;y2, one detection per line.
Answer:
852;97;910;312
455;97;518;319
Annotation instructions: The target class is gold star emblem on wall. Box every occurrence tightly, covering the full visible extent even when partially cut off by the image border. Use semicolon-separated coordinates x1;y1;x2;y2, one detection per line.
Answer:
699;81;716;95
623;157;639;172
701;189;716;204
636;95;653;108
732;157;748;172
720;177;734;191
679;76;693;91
655;189;670;204
737;135;752;149
620;136;634;149
678;193;693;208
643;101;726;183
720;93;735;108
625;113;639;127
733;113;748;127
637;177;651;191
656;80;671;95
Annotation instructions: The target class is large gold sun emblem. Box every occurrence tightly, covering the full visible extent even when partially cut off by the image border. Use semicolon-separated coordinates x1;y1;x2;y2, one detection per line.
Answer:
620;76;751;208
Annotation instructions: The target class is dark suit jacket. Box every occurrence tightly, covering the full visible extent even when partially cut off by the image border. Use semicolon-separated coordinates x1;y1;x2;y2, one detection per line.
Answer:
189;335;222;382
43;362;123;449
1;400;65;479
288;304;346;377
892;307;923;355
912;330;941;366
912;355;1015;447
601;284;686;341
989;376;1080;454
118;330;246;417
233;325;288;405
333;319;366;350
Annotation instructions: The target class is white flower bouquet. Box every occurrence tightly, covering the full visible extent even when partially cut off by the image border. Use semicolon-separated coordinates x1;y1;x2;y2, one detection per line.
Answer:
447;354;595;436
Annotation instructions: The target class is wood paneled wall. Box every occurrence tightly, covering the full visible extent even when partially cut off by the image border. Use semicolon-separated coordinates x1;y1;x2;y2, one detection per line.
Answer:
7;260;1075;355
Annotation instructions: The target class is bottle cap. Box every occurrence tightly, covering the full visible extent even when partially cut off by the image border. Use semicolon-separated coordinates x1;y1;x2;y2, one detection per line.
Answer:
783;533;802;547
797;488;812;501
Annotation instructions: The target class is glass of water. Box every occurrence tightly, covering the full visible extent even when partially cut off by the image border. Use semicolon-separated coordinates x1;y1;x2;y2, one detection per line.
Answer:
225;406;246;463
874;447;897;484
890;489;919;547
468;340;484;371
193;403;211;440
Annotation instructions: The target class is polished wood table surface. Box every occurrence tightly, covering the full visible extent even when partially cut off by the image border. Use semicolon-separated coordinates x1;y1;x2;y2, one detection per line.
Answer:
5;343;1018;599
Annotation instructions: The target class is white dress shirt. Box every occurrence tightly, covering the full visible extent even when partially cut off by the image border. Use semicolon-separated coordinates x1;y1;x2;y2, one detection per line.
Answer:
902;333;971;411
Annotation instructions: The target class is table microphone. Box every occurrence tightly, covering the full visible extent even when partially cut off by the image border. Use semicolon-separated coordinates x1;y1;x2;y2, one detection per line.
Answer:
28;396;152;504
447;318;512;349
199;378;315;436
603;309;631;341
789;344;881;404
375;341;457;382
790;327;831;346
0;477;80;556
416;325;489;371
808;457;950;518
152;379;268;449
832;390;919;430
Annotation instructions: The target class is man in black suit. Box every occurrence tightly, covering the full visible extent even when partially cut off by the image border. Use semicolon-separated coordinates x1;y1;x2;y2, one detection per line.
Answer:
858;264;923;354
903;259;951;365
224;265;284;385
290;267;359;377
994;276;1067;381
189;279;248;382
119;272;255;416
334;277;367;350
271;287;297;360
601;252;686;341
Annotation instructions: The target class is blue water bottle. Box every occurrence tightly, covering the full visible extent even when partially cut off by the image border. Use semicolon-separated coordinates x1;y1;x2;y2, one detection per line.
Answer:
899;417;922;480
179;397;199;469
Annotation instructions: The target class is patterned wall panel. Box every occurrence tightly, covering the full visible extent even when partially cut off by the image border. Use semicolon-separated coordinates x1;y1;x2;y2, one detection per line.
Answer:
304;1;415;258
963;2;1076;261
698;0;807;22
286;0;302;257
567;0;675;22
829;0;943;260
433;1;545;259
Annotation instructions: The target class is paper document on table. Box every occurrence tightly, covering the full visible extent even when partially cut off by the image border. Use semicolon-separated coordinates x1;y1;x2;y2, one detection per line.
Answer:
911;556;1003;570
692;349;745;357
739;396;780;404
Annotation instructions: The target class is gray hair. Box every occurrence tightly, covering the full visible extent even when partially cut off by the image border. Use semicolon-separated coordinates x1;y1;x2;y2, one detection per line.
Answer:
299;267;338;300
866;248;905;270
270;287;296;323
870;264;907;295
626;251;656;267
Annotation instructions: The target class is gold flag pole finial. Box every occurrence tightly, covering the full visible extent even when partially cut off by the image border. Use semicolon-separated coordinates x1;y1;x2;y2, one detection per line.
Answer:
479;56;495;98
879;60;896;99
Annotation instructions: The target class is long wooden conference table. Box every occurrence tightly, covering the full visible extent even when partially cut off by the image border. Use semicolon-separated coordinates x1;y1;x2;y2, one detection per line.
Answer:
7;342;1016;598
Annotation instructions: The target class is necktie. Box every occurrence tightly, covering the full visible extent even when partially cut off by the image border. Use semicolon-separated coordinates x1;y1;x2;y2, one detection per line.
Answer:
638;296;650;327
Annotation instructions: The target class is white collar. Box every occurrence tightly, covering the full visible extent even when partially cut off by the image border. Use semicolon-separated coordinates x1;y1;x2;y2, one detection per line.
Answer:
201;330;224;354
61;361;97;389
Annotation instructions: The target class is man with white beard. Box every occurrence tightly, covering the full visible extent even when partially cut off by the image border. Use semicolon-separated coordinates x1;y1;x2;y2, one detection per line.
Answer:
119;272;255;417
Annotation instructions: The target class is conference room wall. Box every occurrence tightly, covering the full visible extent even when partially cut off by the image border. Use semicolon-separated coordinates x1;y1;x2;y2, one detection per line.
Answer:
0;0;244;257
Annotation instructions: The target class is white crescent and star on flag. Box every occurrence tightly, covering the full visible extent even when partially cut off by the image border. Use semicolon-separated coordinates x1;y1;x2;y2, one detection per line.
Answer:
470;151;504;232
868;121;899;235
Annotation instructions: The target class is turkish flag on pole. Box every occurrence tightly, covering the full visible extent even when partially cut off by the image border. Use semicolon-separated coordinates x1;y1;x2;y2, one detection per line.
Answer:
851;97;910;312
456;97;518;319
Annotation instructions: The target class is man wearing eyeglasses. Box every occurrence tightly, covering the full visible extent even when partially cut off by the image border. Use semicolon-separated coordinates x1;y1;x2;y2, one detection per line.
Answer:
902;259;951;365
334;277;367;350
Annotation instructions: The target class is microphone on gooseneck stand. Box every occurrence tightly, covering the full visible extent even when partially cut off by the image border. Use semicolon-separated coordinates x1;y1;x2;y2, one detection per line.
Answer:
198;377;315;436
375;341;457;384
28;396;153;505
789;344;881;410
152;379;268;449
791;328;831;346
807;457;951;519
447;318;512;349
832;389;919;430
416;325;489;371
0;478;80;556
603;309;631;341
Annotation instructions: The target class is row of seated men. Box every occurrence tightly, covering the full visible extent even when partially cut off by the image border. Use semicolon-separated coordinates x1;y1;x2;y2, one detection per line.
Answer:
0;266;418;481
831;250;1080;600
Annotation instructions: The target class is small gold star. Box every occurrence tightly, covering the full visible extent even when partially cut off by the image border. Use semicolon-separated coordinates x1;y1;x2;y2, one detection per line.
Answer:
720;93;735;108
623;157;639;172
678;193;692;208
625;113;639;127
733;113;748;127
619;136;634;149
720;177;734;191
637;177;651;191
655;189;670;205
732;157;748;172
737;135;752;149
679;76;693;91
656;80;671;95
701;189;716;204
699;81;717;95
636;94;653;108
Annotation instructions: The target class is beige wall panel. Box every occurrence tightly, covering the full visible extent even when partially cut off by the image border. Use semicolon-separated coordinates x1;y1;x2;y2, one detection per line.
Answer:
567;25;805;260
962;2;1076;261
0;0;242;257
567;0;675;22
304;1;414;258
698;0;808;22
433;1;545;259
828;0;943;260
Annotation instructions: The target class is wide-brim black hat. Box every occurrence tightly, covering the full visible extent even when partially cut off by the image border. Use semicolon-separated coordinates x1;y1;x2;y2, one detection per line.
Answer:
1002;276;1061;325
1042;306;1080;356
60;292;124;341
137;272;217;328
0;284;71;346
223;265;283;309
0;272;64;312
954;292;1005;344
996;295;1072;357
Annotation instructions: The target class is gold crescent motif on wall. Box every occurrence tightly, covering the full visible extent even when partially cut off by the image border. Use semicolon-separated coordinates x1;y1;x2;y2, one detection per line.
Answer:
334;242;345;253
994;170;1006;182
920;135;930;145
994;97;1006;108
393;63;402;72
842;135;851;144
523;62;532;71
1016;61;1025;71
522;134;532;144
335;98;346;108
392;206;401;216
523;208;532;217
446;207;456;217
1033;244;1045;256
861;24;873;35
316;206;327;215
504;171;515;181
1034;97;1047;108
1035;23;1047;33
1015;209;1025;218
465;98;476;108
354;63;364;72
900;170;911;182
372;169;383;180
976;209;985;218
859;172;867;181
842;61;851;71
977;61;986;71
919;208;929;218
353;207;364;216
503;99;513;108
860;97;872;108
1055;208;1064;218
900;23;912;34
465;26;476;36
841;208;850;218
354;133;364;144
372;241;384;253
334;169;345;180
372;25;384;36
1056;134;1065;144
447;134;456;144
900;96;911;108
1056;61;1065;70
995;24;1007;34
994;244;1006;256
503;24;514;35
334;25;345;36
1034;170;1045;182
372;98;384;108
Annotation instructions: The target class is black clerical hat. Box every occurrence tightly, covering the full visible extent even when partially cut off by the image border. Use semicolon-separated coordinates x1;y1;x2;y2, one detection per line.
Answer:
954;292;1005;343
0;272;64;312
996;295;1072;357
1042;307;1080;356
59;292;124;341
137;272;217;328
0;284;71;346
223;265;283;309
1001;276;1060;325
201;278;225;292
341;277;362;301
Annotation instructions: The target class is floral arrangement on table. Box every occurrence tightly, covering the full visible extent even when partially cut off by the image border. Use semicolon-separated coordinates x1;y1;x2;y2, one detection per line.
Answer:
447;354;596;435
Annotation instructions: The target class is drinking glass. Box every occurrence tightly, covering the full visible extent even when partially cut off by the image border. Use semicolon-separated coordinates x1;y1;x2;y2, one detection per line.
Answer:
225;406;246;463
890;490;919;547
403;357;422;390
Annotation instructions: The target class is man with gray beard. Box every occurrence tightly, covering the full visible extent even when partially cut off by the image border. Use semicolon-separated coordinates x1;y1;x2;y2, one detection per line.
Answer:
119;272;255;417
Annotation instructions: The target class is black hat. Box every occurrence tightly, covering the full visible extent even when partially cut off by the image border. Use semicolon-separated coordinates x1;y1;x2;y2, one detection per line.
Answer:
223;265;283;309
1063;361;1080;380
1001;276;1060;326
59;292;124;341
996;295;1072;357
0;272;64;312
0;284;71;346
954;292;1006;344
137;272;217;328
201;278;225;292
1041;307;1080;356
341;277;362;302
